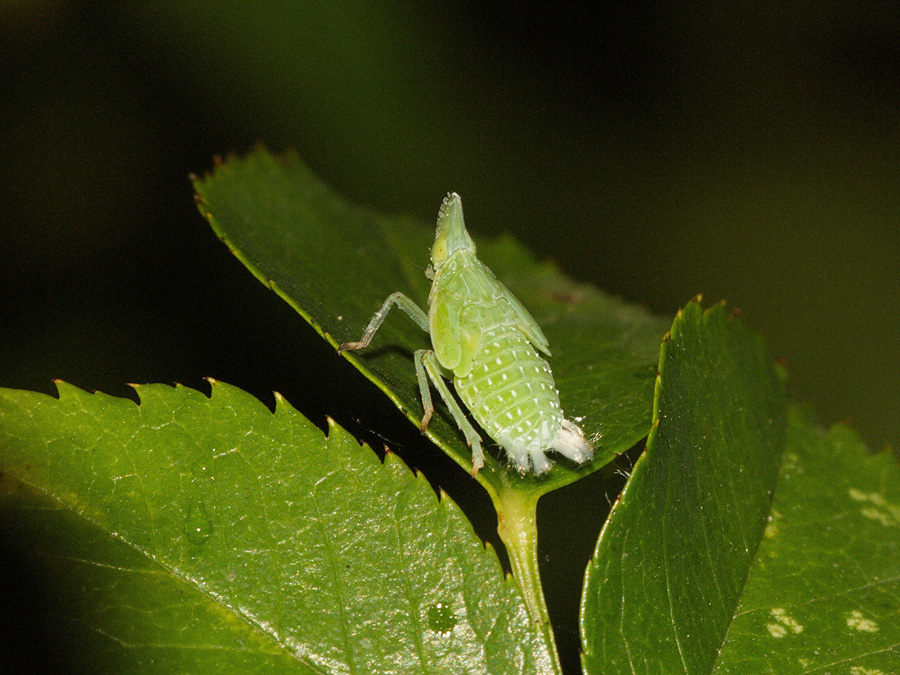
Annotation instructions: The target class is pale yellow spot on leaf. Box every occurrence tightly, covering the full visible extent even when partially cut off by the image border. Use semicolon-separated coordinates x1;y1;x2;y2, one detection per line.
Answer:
849;488;900;525
769;608;803;635
766;623;787;638
861;507;895;526
847;610;879;633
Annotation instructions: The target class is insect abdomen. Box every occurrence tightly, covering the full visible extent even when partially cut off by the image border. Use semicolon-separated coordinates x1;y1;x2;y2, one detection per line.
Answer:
454;326;562;474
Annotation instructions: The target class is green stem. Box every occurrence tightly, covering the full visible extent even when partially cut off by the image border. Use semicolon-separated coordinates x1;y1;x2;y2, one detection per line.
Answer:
495;485;562;675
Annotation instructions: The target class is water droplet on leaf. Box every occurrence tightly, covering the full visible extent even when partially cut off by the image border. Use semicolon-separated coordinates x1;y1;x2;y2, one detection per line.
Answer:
184;498;213;544
427;601;457;634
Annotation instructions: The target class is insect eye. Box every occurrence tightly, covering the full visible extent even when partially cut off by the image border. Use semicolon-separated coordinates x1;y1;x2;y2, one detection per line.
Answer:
431;242;448;266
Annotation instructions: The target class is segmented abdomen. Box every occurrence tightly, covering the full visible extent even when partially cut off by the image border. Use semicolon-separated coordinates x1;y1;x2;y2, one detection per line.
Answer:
454;326;562;472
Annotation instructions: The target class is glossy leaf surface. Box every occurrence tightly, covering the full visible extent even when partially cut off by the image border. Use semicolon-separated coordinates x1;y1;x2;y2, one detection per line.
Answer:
711;408;900;672
0;381;552;674
581;300;900;674
581;301;787;674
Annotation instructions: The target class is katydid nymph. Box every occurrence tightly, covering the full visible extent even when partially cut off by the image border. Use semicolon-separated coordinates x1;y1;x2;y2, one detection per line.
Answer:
339;193;593;475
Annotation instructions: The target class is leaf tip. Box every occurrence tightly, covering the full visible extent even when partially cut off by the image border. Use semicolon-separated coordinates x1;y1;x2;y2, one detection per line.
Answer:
51;378;74;400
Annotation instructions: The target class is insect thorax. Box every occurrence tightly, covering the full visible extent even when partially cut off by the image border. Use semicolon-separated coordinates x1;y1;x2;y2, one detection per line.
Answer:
428;251;498;303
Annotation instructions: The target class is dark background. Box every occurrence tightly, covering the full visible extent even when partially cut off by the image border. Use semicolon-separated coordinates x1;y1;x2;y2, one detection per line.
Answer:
1;1;898;672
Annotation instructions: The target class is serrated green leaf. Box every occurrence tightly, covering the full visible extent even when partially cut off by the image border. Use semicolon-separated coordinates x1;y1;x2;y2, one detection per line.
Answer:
0;381;553;674
711;408;900;672
192;149;669;499
580;298;900;672
581;300;787;674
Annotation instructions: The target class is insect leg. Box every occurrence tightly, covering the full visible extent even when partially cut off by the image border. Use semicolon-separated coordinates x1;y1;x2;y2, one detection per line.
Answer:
417;349;485;473
338;292;429;353
413;348;435;431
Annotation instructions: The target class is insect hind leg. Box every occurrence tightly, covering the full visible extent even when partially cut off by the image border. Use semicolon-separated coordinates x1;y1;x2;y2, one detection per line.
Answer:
416;349;484;474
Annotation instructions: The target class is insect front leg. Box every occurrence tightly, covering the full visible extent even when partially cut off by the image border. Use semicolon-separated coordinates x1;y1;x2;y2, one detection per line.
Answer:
415;349;485;474
338;292;429;353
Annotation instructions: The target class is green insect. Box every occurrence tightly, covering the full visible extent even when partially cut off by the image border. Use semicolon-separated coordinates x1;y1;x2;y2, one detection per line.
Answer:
339;193;592;475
